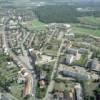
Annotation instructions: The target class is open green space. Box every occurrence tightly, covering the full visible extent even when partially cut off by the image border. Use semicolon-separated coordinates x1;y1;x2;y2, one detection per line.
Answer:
54;82;66;91
83;81;99;97
72;54;88;67
32;19;46;30
43;50;57;57
10;84;23;100
78;16;100;26
72;26;100;37
53;80;75;92
0;54;18;88
0;53;23;100
72;16;100;37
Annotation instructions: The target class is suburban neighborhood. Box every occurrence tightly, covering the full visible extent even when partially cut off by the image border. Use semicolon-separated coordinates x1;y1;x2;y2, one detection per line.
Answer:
0;0;100;100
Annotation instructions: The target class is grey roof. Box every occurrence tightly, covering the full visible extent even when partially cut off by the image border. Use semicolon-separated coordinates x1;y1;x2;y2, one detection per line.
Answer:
78;48;89;54
0;95;9;100
62;71;89;80
67;48;78;55
91;58;98;70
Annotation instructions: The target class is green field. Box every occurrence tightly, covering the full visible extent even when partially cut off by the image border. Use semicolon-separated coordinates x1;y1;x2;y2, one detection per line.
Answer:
72;54;88;67
84;81;99;97
32;19;46;30
72;25;100;37
78;16;100;25
10;84;23;100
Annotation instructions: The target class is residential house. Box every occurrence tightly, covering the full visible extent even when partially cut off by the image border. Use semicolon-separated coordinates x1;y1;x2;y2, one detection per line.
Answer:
39;79;46;89
23;75;32;97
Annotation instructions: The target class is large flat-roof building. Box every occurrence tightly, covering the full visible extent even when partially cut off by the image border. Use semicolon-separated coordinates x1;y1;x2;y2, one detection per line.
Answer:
58;64;99;81
90;58;100;72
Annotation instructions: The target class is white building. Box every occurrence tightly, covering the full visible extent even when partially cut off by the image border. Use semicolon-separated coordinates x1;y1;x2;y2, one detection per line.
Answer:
75;84;83;100
66;54;74;64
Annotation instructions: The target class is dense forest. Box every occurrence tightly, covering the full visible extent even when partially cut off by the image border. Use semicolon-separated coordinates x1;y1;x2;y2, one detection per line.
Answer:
34;4;100;23
34;5;79;23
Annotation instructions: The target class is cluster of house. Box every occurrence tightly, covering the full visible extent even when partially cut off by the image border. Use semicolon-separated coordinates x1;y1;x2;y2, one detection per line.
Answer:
47;23;71;41
5;18;22;48
5;16;31;52
52;83;83;100
28;48;54;65
48;23;71;30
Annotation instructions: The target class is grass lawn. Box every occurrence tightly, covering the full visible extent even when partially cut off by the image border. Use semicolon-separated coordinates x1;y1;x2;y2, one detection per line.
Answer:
10;84;24;100
0;54;23;100
32;19;46;30
72;54;88;67
43;50;57;56
54;81;75;92
72;26;100;37
84;81;98;96
54;82;66;91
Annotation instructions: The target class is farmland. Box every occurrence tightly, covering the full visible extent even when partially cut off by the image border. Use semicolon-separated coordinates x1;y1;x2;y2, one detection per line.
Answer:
72;26;100;37
78;16;100;26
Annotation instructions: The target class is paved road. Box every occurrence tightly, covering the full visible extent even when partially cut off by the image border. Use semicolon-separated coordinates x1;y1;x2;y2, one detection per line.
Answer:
89;34;100;39
35;59;56;65
20;45;37;100
46;29;56;43
28;34;36;48
40;28;57;52
76;42;100;50
22;32;30;44
44;38;65;100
